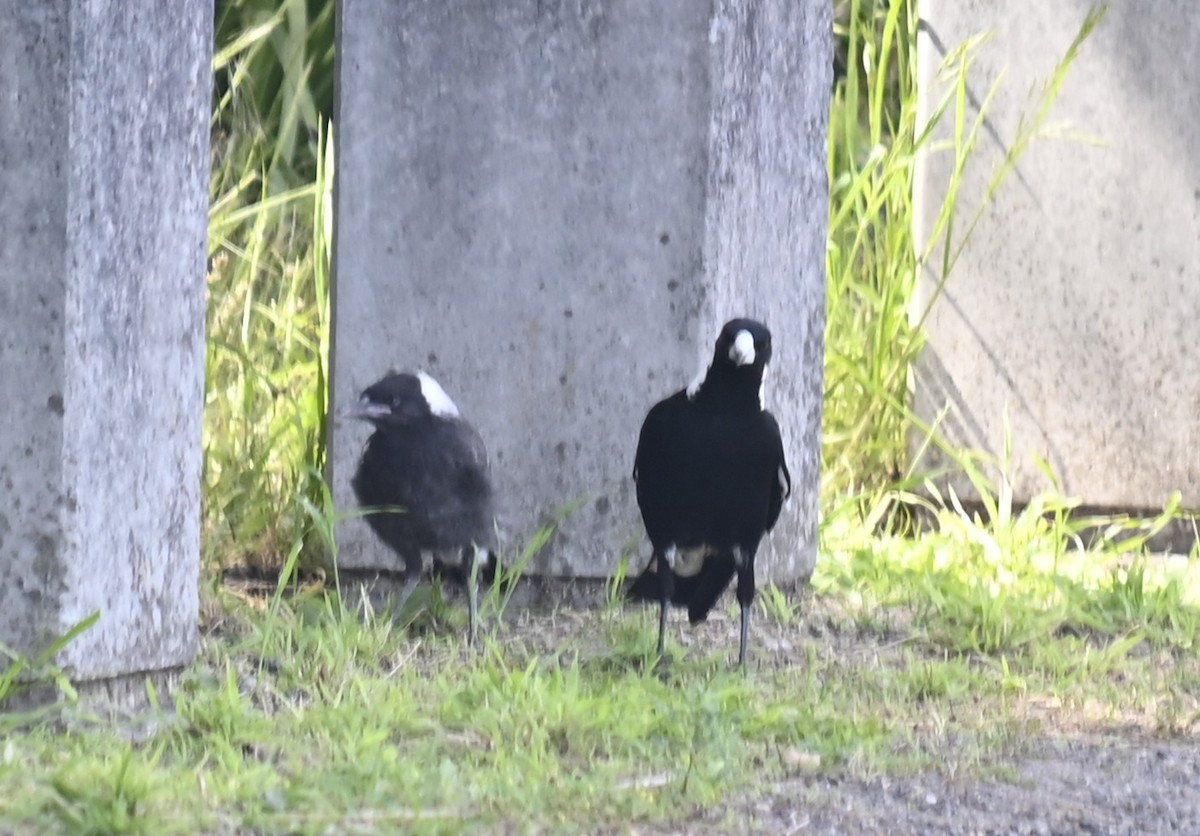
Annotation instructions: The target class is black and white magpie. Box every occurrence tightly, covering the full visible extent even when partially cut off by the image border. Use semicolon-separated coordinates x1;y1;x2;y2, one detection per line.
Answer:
628;318;791;668
344;370;498;644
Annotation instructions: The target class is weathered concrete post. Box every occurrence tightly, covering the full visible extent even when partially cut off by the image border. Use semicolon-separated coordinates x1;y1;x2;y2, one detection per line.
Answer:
0;3;210;706
912;4;1200;525
332;1;830;584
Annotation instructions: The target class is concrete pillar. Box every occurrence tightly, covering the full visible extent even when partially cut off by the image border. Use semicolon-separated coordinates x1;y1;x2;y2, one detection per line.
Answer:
912;4;1200;517
332;1;830;582
0;3;210;705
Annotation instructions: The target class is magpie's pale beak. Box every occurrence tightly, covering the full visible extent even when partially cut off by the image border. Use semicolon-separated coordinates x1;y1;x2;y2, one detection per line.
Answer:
729;330;756;366
339;395;391;421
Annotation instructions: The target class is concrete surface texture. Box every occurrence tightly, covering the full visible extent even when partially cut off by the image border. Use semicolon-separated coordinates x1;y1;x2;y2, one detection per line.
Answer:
912;3;1200;511
332;1;830;581
0;3;210;692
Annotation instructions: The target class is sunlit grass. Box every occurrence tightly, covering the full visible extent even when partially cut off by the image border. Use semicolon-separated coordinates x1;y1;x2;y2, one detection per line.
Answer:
3;545;1198;831
204;91;331;573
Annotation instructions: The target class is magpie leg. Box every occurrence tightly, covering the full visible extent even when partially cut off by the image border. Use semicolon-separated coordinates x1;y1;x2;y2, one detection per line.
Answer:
398;544;422;602
735;549;756;670
396;568;420;614
655;546;676;662
391;550;422;618
465;544;481;649
657;599;669;660
738;601;751;670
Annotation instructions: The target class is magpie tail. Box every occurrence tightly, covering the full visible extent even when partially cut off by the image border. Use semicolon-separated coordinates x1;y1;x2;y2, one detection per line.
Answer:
625;563;665;603
625;553;737;624
684;555;736;624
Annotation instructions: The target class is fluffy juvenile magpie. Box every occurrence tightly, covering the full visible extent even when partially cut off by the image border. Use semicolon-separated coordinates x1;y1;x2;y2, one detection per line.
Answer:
344;370;498;644
628;318;791;668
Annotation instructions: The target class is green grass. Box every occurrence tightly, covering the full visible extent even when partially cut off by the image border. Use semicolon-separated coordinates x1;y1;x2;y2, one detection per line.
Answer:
204;87;332;573
2;536;1198;831
4;0;1199;832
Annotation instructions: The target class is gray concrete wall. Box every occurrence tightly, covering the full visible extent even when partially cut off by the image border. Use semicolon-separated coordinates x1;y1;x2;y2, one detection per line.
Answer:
913;2;1200;511
332;0;830;581
0;2;210;689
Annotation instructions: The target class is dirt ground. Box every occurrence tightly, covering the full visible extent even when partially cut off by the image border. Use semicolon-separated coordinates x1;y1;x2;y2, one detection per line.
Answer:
499;595;1200;836
701;616;1197;835
677;738;1200;834
227;576;1200;834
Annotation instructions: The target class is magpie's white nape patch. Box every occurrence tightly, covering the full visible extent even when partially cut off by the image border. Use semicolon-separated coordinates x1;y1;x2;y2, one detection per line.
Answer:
417;371;460;417
729;329;755;366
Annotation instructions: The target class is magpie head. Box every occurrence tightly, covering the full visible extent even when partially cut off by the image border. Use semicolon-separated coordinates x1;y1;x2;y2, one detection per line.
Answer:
687;318;773;401
715;318;772;370
343;370;460;428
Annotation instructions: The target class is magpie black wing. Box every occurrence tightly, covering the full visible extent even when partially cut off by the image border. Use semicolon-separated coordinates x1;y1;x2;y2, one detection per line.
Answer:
631;393;688;549
763;411;790;532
